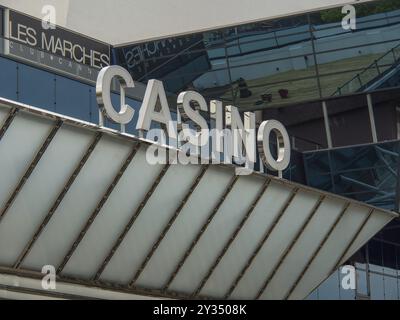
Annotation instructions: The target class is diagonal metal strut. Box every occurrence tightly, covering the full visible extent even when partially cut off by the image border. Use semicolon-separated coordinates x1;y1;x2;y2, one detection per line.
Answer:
13;133;103;269
224;187;299;299
129;165;210;287
57;142;141;274
192;178;271;297
0;120;62;225
93;163;171;281
162;174;239;291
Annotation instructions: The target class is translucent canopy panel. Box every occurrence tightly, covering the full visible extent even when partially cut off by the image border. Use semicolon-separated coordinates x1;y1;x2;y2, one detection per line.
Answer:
0;97;396;300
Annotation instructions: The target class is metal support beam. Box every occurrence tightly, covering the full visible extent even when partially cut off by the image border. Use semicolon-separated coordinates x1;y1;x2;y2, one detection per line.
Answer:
340;175;387;195
255;195;325;299
375;146;397;177
366;94;378;143
396;145;400;212
162;175;239;291
332;209;374;272
284;202;350;300
93;163;171;281
0;265;183;300
322;101;333;149
192;178;271;296
224;187;299;299
0;107;18;141
129;165;209;287
0;120;62;225
375;146;398;158
57;142;141;274
13;133;103;269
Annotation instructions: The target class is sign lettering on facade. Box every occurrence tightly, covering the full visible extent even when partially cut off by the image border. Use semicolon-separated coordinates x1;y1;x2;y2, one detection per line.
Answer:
3;9;111;81
96;65;291;175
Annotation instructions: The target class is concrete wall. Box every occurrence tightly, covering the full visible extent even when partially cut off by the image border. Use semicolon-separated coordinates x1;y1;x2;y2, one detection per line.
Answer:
0;0;373;46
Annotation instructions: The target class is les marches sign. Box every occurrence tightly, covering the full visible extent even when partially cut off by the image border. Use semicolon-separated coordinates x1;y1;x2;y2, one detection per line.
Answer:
3;9;110;81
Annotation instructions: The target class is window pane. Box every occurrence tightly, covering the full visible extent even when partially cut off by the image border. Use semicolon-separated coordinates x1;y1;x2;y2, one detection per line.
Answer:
326;95;374;147
384;275;398;300
356;267;369;296
370;272;385;300
317;270;340;300
18;63;55;111
0;56;17;100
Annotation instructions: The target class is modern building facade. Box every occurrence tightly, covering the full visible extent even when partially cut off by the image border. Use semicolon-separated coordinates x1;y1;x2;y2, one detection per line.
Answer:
0;0;400;299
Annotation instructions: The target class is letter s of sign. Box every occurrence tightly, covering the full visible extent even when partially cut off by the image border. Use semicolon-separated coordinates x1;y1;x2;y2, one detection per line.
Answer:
96;66;135;127
257;120;291;172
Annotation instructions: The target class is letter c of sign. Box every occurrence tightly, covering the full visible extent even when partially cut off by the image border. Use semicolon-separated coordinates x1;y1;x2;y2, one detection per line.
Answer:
96;65;135;125
257;120;291;171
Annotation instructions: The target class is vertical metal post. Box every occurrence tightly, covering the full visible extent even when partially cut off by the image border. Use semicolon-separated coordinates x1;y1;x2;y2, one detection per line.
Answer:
322;101;333;149
99;110;105;127
395;143;400;212
366;94;378;143
307;14;322;99
120;86;126;133
396;106;400;140
365;243;371;299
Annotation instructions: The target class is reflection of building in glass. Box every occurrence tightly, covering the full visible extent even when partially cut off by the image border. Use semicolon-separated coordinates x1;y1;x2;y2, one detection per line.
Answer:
112;0;400;111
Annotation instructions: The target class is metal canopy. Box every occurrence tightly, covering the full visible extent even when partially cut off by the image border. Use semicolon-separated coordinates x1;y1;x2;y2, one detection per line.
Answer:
0;97;397;300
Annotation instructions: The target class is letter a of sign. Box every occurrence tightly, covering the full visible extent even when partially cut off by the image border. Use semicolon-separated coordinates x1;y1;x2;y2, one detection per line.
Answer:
341;265;356;290
136;80;177;139
41;265;56;290
42;5;56;30
342;5;356;30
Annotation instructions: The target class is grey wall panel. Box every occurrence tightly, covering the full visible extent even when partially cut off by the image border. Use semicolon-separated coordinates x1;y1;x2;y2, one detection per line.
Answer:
21;135;133;270
134;166;234;289
229;190;320;299
288;204;370;300
0;125;93;265
168;175;265;294
61;146;165;278
99;163;203;284
199;181;294;297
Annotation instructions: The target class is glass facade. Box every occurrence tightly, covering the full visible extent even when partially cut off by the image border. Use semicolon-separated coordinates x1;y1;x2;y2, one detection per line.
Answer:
306;224;400;300
303;140;400;210
302;139;400;299
0;0;400;300
114;0;400;110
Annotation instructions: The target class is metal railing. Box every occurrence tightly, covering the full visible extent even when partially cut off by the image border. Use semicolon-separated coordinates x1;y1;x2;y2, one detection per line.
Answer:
332;43;400;96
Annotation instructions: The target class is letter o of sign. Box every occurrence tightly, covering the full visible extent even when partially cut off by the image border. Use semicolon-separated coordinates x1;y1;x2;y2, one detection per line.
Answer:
96;65;135;124
257;120;291;171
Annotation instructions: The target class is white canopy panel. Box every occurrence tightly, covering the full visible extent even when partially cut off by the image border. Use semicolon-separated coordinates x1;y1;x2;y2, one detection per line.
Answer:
0;97;396;299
